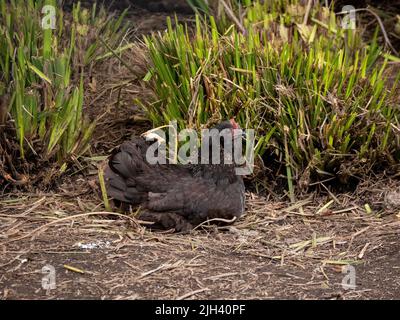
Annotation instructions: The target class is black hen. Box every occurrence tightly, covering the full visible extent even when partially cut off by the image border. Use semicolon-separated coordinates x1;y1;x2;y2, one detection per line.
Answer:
104;120;245;231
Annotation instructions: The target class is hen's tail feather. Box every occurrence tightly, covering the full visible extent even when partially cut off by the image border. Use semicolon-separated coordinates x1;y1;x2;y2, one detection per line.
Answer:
104;166;128;202
105;140;149;204
108;140;146;179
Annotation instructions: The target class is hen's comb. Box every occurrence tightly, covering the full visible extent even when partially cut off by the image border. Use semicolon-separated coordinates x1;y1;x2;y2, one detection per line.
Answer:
229;118;240;129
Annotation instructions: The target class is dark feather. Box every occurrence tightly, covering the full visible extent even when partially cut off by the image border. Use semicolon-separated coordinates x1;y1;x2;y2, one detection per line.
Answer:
104;122;245;230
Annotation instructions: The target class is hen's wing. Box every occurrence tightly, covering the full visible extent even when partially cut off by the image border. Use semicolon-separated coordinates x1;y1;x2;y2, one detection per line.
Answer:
147;174;245;225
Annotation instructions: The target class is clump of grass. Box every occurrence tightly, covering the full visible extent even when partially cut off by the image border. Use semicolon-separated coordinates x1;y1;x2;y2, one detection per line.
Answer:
138;0;400;192
0;0;130;185
68;1;130;67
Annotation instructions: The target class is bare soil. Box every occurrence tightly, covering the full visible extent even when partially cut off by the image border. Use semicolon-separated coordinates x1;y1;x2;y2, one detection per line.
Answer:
0;185;399;300
1;2;400;300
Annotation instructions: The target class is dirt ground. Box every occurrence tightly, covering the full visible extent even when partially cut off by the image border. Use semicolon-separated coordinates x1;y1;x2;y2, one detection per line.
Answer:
1;2;400;300
1;176;399;300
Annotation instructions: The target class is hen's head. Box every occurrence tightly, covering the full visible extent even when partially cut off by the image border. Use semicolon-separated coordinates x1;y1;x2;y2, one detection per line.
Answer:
211;118;244;142
187;118;245;178
199;118;245;166
213;118;240;132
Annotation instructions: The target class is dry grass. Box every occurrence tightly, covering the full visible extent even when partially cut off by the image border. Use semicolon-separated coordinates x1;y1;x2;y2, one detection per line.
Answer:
1;175;399;299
